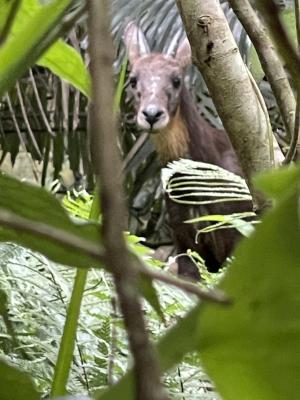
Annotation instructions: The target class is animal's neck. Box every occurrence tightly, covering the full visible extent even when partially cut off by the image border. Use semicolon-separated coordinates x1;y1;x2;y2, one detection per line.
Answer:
178;86;221;164
152;107;190;165
152;86;220;166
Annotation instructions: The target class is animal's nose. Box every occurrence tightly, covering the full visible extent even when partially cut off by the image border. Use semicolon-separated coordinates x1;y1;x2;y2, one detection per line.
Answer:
142;106;164;126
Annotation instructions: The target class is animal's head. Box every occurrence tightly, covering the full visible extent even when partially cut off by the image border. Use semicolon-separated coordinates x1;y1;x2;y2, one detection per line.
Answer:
123;22;192;132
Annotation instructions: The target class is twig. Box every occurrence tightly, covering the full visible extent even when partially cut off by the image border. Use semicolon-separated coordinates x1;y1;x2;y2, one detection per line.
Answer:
16;81;42;159
0;204;231;308
283;95;300;163
5;93;39;181
140;264;231;304
228;0;296;142
283;0;300;164
0;207;105;262
246;66;275;166
87;1;169;399
0;207;230;304
122;131;149;172
296;0;300;47
107;297;117;386
254;0;300;96
29;69;55;137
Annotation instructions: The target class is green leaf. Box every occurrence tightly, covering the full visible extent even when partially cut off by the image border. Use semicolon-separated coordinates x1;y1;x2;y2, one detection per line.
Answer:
0;175;164;320
0;358;39;400
0;0;19;36
5;0;91;97
0;289;7;315
254;164;300;200
0;173;102;269
139;274;165;322
198;166;300;400
38;39;91;98
186;212;257;237
0;0;72;97
98;165;300;399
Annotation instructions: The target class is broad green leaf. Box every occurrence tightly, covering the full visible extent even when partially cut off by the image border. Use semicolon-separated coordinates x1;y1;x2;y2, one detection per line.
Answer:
0;0;72;97
98;166;300;399
7;0;91;96
0;358;39;400
0;174;163;317
254;164;300;200
198;166;300;400
38;40;91;98
0;173;102;269
0;0;19;35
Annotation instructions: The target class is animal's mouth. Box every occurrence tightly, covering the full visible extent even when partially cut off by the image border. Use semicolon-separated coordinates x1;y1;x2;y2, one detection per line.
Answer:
149;126;160;134
137;111;169;133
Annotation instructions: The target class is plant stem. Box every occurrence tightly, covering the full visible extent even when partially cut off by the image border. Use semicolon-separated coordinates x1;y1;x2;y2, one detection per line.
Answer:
50;189;100;397
50;268;88;397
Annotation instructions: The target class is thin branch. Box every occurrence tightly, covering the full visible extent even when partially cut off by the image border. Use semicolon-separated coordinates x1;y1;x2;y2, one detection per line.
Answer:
296;0;300;47
16;81;42;158
29;69;55;137
0;207;105;262
88;1;169;398
283;0;300;163
107;297;117;386
140;265;231;304
0;207;230;305
284;94;300;163
5;93;39;181
122;131;149;172
228;0;296;142
254;0;300;96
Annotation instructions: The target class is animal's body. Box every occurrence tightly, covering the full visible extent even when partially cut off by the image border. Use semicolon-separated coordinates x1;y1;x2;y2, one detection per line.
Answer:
123;23;253;280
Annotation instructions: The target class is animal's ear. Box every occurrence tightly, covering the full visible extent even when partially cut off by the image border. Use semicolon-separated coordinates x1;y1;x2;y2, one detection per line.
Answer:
123;22;150;64
175;37;192;69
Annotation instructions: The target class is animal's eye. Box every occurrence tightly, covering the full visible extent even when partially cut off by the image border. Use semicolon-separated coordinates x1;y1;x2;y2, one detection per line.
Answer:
129;76;137;89
172;76;181;89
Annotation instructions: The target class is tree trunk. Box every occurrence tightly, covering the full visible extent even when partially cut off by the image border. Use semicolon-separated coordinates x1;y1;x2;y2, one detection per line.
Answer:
176;0;272;210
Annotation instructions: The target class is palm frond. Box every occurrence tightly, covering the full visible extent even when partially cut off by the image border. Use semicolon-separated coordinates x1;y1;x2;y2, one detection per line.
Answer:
162;159;252;205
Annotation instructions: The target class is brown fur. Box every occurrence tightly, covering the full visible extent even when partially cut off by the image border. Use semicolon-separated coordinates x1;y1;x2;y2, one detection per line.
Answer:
152;107;189;164
164;87;252;280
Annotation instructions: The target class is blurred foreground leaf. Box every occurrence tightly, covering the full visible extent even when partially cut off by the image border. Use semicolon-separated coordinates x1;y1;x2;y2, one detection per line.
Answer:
198;166;300;400
0;359;39;400
98;165;300;399
0;0;90;97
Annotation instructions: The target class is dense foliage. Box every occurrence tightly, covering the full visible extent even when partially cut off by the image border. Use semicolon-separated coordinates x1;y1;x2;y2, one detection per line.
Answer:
0;1;300;400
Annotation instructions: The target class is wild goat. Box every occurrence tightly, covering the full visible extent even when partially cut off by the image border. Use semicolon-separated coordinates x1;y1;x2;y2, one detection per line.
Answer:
123;23;253;280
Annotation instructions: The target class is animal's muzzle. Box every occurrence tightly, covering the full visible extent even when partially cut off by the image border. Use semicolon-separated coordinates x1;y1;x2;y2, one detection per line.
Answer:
142;106;164;127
